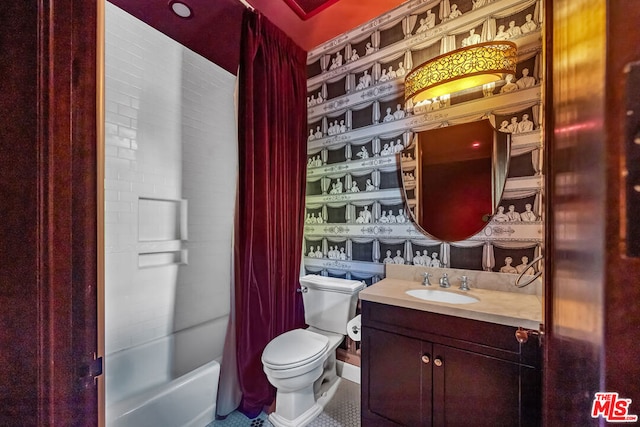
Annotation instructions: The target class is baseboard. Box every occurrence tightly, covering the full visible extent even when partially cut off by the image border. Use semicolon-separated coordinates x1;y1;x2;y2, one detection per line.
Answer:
336;360;360;384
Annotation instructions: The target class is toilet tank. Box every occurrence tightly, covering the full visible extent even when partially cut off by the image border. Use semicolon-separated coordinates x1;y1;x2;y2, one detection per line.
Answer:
299;275;366;335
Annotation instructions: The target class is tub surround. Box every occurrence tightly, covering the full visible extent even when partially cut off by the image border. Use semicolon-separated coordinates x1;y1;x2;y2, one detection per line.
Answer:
104;2;237;416
359;264;542;330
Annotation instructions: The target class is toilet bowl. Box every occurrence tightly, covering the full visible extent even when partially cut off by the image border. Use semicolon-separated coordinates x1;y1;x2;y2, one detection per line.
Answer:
261;275;365;427
262;329;329;427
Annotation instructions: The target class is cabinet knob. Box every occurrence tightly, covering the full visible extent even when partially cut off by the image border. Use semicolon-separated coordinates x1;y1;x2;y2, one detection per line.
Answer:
515;328;529;344
421;354;430;364
434;358;443;367
515;327;543;344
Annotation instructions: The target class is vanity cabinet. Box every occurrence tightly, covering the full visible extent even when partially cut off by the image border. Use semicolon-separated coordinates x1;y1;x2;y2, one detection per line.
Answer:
361;301;541;426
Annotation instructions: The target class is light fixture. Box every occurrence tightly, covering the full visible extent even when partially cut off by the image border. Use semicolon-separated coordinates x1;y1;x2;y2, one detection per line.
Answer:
169;1;192;18
405;41;517;104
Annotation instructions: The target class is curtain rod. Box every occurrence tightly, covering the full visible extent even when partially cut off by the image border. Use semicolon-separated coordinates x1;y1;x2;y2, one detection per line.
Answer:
237;0;255;11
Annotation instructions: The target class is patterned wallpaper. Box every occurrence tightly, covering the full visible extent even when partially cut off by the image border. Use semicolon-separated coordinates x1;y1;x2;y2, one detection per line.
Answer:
303;0;544;285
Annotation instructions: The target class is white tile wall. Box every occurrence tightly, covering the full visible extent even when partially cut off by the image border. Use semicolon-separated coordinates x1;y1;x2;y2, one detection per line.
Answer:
104;1;238;387
172;48;238;377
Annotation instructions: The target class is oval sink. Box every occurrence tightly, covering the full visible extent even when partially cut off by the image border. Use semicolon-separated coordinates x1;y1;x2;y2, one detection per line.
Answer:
405;289;479;305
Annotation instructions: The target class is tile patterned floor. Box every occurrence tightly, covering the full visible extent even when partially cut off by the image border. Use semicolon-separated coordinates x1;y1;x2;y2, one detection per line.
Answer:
208;379;360;427
208;412;270;427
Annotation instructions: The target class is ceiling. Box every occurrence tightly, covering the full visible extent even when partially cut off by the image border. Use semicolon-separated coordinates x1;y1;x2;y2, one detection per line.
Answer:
107;0;406;74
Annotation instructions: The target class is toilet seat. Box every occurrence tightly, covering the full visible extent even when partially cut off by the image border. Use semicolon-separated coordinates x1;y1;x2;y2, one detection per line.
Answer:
262;329;329;371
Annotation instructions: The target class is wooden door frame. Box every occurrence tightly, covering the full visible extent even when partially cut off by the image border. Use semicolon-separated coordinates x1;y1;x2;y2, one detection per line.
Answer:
544;0;640;424
604;0;640;414
543;1;607;424
0;0;99;424
1;0;99;424
37;0;100;424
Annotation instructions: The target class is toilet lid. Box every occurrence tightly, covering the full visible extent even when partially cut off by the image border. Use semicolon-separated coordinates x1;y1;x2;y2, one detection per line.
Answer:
262;329;329;370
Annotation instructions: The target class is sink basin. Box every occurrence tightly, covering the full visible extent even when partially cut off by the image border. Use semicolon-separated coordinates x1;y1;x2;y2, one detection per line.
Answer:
405;289;479;304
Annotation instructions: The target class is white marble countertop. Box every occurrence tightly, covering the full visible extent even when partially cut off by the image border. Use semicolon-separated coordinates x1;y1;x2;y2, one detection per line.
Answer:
359;277;542;330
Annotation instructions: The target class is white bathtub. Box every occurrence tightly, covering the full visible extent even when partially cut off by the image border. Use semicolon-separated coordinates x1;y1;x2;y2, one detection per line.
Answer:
107;347;220;427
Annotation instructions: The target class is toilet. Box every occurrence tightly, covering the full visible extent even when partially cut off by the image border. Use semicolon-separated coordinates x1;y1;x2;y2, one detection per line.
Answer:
261;274;365;427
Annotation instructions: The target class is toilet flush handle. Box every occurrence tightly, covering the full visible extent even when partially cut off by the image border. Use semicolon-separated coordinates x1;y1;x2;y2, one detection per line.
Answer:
297;286;308;293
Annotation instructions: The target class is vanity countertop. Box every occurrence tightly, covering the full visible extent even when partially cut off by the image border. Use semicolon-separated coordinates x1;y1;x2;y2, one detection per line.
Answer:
359;277;542;330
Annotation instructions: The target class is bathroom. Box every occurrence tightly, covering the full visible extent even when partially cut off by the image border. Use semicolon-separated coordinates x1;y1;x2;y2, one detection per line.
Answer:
103;0;547;422
1;0;638;426
101;0;636;425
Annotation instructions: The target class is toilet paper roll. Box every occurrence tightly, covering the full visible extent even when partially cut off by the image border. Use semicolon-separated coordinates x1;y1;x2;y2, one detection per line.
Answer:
346;314;362;341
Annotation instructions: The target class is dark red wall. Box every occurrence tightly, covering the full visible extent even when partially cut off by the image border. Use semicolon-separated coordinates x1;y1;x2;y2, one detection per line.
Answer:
108;0;244;74
418;120;493;242
420;158;491;242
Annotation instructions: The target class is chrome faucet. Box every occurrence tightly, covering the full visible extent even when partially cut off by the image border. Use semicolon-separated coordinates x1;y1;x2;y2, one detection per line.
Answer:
422;272;432;286
459;276;470;291
439;273;450;288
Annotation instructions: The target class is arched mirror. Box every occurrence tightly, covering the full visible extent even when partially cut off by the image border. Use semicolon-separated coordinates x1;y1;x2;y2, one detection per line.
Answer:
401;119;510;242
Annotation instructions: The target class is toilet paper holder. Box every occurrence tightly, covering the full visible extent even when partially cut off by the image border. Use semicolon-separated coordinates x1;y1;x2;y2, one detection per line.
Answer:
347;314;362;341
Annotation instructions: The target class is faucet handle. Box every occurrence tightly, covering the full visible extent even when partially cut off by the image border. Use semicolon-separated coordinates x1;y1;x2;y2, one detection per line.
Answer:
459;276;470;291
422;272;432;286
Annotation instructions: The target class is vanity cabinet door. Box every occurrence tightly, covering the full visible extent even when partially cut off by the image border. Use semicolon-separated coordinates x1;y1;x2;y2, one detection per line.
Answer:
432;344;524;427
363;327;432;426
361;302;541;426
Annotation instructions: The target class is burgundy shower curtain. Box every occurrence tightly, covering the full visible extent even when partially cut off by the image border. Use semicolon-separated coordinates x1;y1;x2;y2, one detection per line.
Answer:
234;10;308;417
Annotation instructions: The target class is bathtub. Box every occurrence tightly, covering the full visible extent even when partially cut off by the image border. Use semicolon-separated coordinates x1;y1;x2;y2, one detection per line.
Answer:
106;336;220;427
